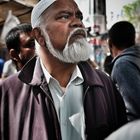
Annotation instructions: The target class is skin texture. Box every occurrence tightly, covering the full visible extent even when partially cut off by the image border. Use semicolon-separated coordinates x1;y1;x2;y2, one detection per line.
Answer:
33;0;86;87
108;39;123;58
18;32;35;66
10;32;35;70
43;0;84;49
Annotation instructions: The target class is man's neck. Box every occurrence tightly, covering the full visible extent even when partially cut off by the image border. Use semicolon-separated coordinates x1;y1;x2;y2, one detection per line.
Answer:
112;47;123;58
41;55;77;87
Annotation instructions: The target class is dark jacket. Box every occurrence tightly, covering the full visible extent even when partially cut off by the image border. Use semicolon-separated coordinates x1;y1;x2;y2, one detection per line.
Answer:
111;45;140;121
0;56;127;140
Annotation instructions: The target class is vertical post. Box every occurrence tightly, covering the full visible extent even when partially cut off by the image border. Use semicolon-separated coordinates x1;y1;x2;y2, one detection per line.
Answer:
89;0;94;34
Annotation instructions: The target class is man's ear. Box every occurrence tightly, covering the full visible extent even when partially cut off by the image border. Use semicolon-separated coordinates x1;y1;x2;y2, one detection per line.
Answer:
108;39;114;57
108;38;113;49
9;49;19;62
32;27;46;47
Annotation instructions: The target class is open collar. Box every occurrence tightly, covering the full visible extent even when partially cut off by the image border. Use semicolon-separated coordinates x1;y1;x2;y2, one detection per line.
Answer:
19;56;104;87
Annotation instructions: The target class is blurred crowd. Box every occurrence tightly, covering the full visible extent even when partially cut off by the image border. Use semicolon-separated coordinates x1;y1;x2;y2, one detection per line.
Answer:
0;23;140;79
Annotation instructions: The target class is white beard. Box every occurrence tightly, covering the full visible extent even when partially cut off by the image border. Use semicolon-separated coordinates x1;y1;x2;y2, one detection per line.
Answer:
41;27;92;63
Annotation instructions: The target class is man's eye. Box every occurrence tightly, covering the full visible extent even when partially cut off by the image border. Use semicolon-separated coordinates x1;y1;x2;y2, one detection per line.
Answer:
60;15;69;20
77;14;83;21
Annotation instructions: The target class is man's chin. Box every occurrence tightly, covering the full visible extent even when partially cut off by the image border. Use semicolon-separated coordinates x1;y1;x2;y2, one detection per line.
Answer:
43;29;91;63
59;40;92;63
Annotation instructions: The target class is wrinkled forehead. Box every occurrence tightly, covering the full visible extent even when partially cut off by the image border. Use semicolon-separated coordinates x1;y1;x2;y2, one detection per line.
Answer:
31;0;81;28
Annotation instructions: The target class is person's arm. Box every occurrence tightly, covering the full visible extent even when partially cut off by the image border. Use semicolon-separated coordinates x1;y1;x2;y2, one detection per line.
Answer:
111;60;140;120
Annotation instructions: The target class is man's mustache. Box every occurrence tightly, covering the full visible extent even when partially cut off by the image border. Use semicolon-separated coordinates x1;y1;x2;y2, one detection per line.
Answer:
69;28;87;38
67;28;87;45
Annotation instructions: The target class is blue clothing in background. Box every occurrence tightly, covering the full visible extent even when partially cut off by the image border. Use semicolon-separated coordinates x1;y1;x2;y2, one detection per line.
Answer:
111;45;140;121
0;58;4;77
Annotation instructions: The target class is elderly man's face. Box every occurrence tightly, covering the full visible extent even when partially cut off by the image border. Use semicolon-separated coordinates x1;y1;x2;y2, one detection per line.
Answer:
41;0;85;50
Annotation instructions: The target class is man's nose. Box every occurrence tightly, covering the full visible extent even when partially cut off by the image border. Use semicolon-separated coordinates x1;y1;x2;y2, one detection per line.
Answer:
70;18;84;28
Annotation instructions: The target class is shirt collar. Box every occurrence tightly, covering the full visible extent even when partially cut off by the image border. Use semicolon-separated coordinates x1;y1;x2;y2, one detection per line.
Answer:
40;59;52;84
19;56;104;87
40;59;84;85
70;65;84;86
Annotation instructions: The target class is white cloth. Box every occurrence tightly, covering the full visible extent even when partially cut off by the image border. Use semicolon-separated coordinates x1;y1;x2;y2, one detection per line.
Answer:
69;108;86;140
2;59;17;78
31;0;56;28
40;60;85;140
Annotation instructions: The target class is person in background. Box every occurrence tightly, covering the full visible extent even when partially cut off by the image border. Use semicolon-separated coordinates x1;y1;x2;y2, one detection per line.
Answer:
99;32;110;71
1;59;17;78
99;32;113;75
87;27;99;69
0;58;4;78
0;0;127;140
1;23;35;78
103;54;113;75
108;21;140;121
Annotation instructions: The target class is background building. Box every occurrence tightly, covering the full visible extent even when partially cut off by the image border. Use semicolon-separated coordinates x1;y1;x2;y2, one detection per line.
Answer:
106;0;136;29
76;0;106;35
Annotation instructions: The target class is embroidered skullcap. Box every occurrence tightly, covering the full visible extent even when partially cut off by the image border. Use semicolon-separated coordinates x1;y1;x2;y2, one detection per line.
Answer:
31;0;56;28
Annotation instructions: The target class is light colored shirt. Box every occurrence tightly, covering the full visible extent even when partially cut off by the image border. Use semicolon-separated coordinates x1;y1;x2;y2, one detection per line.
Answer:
41;60;85;140
2;59;17;78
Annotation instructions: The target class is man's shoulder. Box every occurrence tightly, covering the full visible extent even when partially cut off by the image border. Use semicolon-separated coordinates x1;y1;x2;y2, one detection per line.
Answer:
0;72;22;89
79;61;113;86
95;69;113;84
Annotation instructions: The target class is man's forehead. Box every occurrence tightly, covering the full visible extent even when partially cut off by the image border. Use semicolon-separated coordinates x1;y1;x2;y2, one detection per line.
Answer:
31;0;80;28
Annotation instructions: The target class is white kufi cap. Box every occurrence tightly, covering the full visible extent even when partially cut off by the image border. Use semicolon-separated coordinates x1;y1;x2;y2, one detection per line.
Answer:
31;0;56;28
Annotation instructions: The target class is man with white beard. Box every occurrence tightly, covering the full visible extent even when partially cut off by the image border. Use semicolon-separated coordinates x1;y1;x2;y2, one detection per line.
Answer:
0;0;127;140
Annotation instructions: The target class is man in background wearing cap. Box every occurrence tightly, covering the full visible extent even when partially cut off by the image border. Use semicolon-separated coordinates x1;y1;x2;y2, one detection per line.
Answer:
0;0;127;140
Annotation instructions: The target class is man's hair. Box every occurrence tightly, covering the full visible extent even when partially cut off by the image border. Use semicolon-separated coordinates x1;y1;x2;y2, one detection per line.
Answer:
108;21;135;49
5;23;32;53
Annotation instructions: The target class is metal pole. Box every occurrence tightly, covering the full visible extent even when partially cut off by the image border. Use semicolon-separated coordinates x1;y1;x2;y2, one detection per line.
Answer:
89;0;94;33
